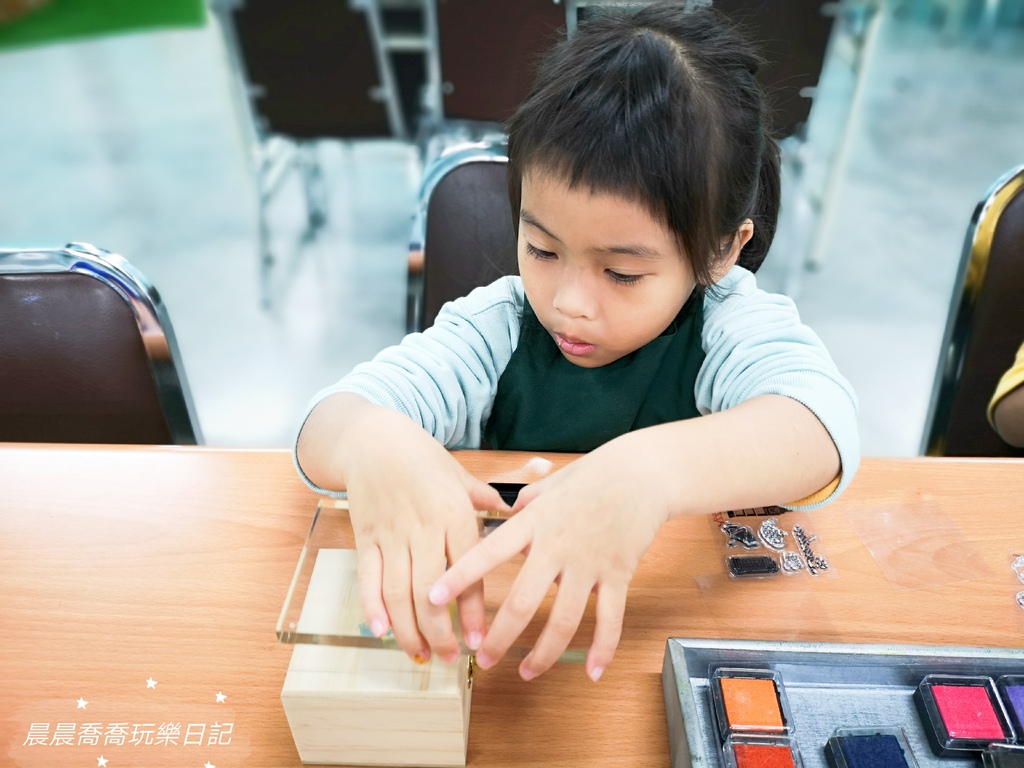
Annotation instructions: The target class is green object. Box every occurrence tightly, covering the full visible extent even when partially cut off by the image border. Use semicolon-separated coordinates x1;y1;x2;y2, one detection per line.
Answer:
0;0;205;50
484;293;705;452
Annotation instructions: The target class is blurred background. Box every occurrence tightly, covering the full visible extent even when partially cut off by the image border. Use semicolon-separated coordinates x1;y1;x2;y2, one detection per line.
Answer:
1;0;1022;454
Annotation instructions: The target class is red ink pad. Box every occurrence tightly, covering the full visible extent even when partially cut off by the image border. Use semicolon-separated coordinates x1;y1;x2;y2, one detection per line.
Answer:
723;735;803;768
914;674;1015;756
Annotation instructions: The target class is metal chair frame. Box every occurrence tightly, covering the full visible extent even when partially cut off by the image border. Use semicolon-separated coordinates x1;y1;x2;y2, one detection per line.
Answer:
211;0;409;308
922;163;1024;455
557;0;709;35
0;242;202;444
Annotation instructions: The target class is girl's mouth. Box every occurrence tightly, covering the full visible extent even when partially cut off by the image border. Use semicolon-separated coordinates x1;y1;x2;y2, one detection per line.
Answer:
555;333;597;356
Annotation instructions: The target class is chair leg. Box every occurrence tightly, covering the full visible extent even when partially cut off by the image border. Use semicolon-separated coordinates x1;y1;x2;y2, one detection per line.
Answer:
407;244;424;333
299;141;329;241
255;137;300;309
258;194;274;310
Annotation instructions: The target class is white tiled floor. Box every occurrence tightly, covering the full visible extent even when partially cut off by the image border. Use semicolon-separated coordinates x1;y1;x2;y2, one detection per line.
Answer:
2;4;1022;454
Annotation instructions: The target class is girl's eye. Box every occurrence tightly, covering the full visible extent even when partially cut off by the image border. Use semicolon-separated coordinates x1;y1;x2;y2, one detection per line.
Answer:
525;243;556;260
608;271;643;285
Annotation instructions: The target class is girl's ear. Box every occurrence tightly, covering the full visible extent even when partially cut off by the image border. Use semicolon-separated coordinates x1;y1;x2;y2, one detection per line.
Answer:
713;219;754;281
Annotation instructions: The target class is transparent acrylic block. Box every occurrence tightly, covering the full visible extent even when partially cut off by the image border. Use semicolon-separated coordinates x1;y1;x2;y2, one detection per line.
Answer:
276;498;589;663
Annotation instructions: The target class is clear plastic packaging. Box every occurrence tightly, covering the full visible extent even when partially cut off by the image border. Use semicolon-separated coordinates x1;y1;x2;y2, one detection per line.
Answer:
843;501;995;591
711;511;833;579
982;743;1024;768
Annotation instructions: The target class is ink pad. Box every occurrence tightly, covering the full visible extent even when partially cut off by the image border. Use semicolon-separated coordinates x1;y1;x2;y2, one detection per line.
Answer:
723;735;803;768
997;675;1024;736
710;667;793;741
487;482;525;507
824;726;919;768
914;674;1015;756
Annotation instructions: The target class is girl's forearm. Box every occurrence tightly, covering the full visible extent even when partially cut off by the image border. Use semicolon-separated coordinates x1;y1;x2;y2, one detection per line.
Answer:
603;394;841;518
296;392;380;492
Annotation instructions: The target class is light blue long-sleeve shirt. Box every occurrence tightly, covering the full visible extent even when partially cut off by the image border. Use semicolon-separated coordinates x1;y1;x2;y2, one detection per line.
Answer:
296;266;860;508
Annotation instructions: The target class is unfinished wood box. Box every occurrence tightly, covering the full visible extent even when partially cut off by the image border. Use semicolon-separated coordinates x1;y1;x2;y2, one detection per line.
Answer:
280;549;473;767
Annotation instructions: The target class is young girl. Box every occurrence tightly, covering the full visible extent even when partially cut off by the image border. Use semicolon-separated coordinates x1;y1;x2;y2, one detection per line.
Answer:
296;3;859;684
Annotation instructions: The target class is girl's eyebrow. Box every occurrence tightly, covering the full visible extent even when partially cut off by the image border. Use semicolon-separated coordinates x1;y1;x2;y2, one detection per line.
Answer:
520;209;562;242
520;208;664;260
599;243;664;260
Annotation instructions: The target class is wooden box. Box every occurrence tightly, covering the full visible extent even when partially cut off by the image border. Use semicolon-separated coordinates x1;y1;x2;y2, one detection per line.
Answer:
280;548;473;767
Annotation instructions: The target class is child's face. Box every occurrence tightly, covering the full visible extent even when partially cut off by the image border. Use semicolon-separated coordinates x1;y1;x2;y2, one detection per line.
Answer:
518;169;697;368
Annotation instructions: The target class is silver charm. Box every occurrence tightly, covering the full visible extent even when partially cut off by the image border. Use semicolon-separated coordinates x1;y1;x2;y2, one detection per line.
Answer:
1012;555;1024;585
780;550;804;573
758;518;789;551
1017;591;1024;611
793;525;829;575
721;522;759;549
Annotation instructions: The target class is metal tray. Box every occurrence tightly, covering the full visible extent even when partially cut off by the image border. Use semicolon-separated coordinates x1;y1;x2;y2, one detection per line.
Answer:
663;638;1024;768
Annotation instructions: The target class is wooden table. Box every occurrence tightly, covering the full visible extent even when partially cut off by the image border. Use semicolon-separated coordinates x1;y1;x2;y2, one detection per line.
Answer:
2;444;1023;767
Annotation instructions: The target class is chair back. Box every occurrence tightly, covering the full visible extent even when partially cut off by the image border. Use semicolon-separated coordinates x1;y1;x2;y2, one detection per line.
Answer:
0;243;202;444
408;141;518;331
711;0;834;138
434;0;564;124
222;0;403;139
922;164;1024;456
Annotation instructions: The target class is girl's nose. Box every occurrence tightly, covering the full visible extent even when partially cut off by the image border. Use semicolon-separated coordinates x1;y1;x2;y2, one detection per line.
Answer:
552;269;596;320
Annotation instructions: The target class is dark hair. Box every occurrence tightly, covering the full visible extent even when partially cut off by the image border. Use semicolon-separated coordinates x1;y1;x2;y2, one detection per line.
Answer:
506;3;781;287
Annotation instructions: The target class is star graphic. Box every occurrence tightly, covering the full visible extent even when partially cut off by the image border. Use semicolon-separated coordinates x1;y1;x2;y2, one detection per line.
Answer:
97;757;108;767
77;697;88;709
204;762;216;768
146;677;157;689
215;691;227;703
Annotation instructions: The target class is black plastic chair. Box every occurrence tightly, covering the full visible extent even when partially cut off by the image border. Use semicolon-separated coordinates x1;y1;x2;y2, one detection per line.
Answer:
406;139;518;332
922;164;1024;457
711;0;835;139
434;0;564;126
0;243;202;444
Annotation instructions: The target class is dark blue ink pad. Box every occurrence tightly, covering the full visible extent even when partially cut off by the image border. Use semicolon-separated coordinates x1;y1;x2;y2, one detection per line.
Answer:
824;727;918;768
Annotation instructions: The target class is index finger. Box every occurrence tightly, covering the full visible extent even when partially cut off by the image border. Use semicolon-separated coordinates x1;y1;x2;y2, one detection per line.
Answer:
428;514;532;606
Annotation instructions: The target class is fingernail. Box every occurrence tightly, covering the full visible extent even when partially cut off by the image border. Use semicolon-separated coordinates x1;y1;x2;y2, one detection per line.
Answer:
428;583;449;606
412;650;431;665
519;664;537;682
589;666;605;682
476;652;494;669
466;631;483;651
370;619;387;638
442;650;460;664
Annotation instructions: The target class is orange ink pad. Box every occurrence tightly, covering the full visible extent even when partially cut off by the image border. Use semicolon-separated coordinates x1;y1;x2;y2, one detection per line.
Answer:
712;668;793;740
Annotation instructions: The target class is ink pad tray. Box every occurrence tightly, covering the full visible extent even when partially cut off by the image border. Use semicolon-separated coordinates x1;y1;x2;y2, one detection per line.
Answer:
663;638;1024;768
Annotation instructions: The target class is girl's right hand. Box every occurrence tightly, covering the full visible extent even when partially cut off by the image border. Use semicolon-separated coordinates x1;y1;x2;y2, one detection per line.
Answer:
338;405;510;664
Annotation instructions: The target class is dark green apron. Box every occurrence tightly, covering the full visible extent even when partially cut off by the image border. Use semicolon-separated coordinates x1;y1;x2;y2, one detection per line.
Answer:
483;291;706;452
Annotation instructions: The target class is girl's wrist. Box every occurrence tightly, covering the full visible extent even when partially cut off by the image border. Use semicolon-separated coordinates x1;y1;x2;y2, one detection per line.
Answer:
597;432;678;528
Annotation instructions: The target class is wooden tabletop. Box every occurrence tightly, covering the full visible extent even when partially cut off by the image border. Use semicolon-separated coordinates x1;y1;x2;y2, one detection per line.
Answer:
2;444;1023;767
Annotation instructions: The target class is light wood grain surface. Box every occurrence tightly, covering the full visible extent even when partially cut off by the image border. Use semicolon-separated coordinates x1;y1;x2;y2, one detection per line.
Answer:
2;445;1023;767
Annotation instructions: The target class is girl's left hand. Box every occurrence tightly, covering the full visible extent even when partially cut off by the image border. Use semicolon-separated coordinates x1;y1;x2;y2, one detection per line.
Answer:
427;437;671;682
